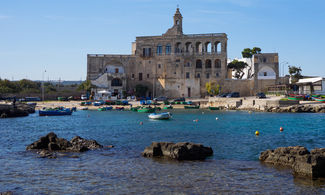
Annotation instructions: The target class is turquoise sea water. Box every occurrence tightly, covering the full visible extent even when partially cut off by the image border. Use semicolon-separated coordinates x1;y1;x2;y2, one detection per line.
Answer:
1;110;325;194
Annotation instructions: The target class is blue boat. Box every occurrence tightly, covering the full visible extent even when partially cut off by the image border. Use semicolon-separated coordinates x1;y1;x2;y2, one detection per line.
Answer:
39;109;72;116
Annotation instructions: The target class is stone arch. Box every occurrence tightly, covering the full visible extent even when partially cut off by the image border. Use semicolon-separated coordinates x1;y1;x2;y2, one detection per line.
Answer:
196;59;202;69
196;42;203;53
111;78;122;86
257;66;276;79
205;42;212;53
185;42;193;53
205;59;212;69
214;59;221;69
175;42;182;53
214;41;221;53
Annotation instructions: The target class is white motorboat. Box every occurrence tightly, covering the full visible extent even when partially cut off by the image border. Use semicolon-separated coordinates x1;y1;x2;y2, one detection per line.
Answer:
148;112;171;120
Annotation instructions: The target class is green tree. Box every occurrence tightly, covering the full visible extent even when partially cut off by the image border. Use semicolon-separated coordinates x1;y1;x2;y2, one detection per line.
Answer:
241;47;262;79
78;80;94;92
227;60;248;79
135;84;148;97
288;65;302;83
206;82;221;96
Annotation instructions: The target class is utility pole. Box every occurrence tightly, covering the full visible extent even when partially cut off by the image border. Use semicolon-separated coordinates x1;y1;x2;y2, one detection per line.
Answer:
42;70;46;101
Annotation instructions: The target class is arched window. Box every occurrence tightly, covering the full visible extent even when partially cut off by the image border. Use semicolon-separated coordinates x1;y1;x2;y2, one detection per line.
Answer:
175;42;181;53
111;78;122;86
214;42;221;53
185;42;192;53
215;59;221;68
156;44;162;55
196;59;202;69
205;59;212;69
205;42;212;53
196;42;202;53
196;73;200;78
165;44;171;55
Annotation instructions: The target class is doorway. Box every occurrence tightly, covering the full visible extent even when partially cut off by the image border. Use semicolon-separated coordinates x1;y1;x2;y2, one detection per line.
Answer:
187;87;191;97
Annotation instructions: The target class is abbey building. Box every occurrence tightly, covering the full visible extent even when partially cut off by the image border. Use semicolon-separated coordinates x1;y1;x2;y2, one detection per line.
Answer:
87;8;278;99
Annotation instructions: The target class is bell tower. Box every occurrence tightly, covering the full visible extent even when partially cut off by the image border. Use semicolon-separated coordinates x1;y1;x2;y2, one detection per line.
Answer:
164;7;183;36
173;8;183;33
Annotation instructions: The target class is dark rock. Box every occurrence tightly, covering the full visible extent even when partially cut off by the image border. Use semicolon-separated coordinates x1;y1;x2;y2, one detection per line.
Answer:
0;191;13;195
142;142;213;160
27;132;104;158
259;146;325;178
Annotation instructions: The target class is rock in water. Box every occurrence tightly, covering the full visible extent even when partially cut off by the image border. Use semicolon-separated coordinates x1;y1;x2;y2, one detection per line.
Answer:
259;146;325;178
26;132;103;157
142;142;213;160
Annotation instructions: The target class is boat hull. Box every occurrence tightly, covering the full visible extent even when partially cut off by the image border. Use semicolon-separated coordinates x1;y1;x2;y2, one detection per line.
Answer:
148;112;171;120
184;106;200;109
39;110;72;116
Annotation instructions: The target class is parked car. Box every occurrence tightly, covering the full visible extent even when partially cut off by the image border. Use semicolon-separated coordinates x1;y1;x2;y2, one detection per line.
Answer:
153;96;168;101
226;92;240;98
218;93;229;97
81;94;88;100
256;92;266;99
174;97;185;102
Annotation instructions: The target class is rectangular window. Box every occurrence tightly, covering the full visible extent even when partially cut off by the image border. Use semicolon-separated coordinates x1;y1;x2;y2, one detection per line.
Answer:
139;73;143;81
157;45;162;55
186;72;190;79
131;74;135;79
115;68;119;73
206;73;210;79
143;48;152;57
158;64;161;69
147;74;149;78
264;72;267;76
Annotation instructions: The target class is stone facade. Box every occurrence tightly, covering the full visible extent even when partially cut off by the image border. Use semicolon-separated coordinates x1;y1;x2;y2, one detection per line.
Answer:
87;8;228;98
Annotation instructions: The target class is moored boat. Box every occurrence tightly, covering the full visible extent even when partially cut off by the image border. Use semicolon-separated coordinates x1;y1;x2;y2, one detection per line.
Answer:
208;106;220;110
184;105;200;109
163;105;173;109
148;112;171;120
137;107;155;113
130;106;141;111
288;96;304;101
313;97;325;103
98;106;113;111
39;108;72;116
115;107;125;110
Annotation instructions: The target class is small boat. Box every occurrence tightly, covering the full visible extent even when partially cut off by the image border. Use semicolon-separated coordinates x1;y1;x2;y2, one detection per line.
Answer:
130;106;141;111
80;107;88;110
93;102;102;106
39;109;72;116
288;96;303;101
71;107;77;112
137;107;155;113
115;107;124;110
148;112;171;120
208;106;220;110
163;105;173;109
98;106;113;111
184;105;200;109
313;97;325;103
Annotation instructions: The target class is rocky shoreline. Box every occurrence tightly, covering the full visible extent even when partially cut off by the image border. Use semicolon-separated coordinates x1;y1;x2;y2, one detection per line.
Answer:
259;146;325;178
0;103;35;118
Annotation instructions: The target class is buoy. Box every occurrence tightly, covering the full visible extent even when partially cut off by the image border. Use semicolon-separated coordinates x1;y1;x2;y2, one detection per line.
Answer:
139;121;143;125
202;112;204;114
193;119;198;122
216;117;218;120
280;127;284;132
255;131;260;136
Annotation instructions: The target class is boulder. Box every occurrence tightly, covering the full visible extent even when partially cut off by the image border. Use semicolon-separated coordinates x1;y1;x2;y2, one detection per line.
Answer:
142;142;213;160
27;132;103;158
259;146;325;178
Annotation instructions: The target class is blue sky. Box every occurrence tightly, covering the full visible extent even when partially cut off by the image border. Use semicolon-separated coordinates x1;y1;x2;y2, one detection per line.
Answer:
0;0;324;80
